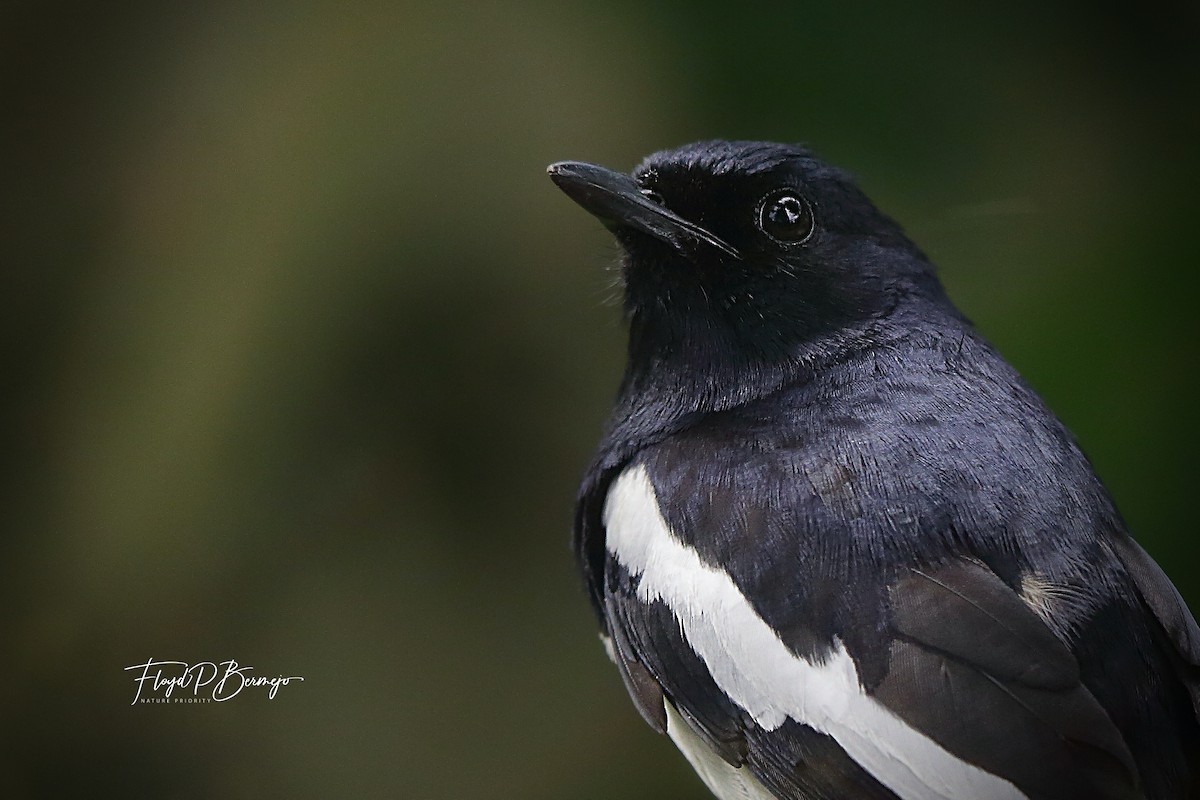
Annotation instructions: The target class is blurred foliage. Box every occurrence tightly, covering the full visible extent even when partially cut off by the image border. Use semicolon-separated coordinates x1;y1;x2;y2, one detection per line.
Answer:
2;1;1197;797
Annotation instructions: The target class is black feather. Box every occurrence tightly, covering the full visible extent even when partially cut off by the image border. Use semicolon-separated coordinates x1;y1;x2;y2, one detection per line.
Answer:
552;140;1200;799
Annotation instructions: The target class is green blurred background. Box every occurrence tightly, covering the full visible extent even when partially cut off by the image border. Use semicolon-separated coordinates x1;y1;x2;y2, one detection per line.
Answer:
3;2;1197;797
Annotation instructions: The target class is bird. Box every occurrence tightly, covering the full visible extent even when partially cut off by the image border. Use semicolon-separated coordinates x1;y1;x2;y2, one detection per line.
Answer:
547;140;1200;800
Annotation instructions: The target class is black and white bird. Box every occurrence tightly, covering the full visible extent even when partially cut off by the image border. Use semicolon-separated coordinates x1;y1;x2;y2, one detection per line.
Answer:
547;141;1199;800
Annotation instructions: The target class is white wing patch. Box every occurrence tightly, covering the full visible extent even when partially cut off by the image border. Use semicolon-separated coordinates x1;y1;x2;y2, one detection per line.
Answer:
603;464;1028;800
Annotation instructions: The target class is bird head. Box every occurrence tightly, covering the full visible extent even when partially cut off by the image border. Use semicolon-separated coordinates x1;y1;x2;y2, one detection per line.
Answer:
549;141;943;373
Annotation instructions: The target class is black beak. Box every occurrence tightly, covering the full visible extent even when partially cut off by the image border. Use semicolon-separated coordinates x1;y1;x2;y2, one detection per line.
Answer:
547;160;740;260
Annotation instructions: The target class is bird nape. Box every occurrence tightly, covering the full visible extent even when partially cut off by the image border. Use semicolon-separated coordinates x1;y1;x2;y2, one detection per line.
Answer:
548;140;1199;800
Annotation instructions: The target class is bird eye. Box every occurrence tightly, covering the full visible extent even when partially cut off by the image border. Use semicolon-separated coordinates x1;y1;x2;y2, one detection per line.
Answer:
758;191;814;243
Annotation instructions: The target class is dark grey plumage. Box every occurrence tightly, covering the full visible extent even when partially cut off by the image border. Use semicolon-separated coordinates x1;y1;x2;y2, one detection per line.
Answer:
549;141;1200;800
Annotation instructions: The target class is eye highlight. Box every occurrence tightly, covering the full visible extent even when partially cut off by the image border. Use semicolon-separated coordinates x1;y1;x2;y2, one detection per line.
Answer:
758;191;814;243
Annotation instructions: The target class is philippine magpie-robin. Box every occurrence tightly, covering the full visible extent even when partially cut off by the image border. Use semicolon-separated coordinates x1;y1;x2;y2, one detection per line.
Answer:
547;141;1199;800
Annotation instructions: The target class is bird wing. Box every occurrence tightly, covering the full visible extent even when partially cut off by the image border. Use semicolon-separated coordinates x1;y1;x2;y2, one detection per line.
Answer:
599;458;1144;800
1109;535;1200;714
869;559;1140;800
603;551;904;800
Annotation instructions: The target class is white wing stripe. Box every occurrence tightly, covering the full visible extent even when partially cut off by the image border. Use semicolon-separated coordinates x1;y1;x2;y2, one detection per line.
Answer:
603;464;1027;800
